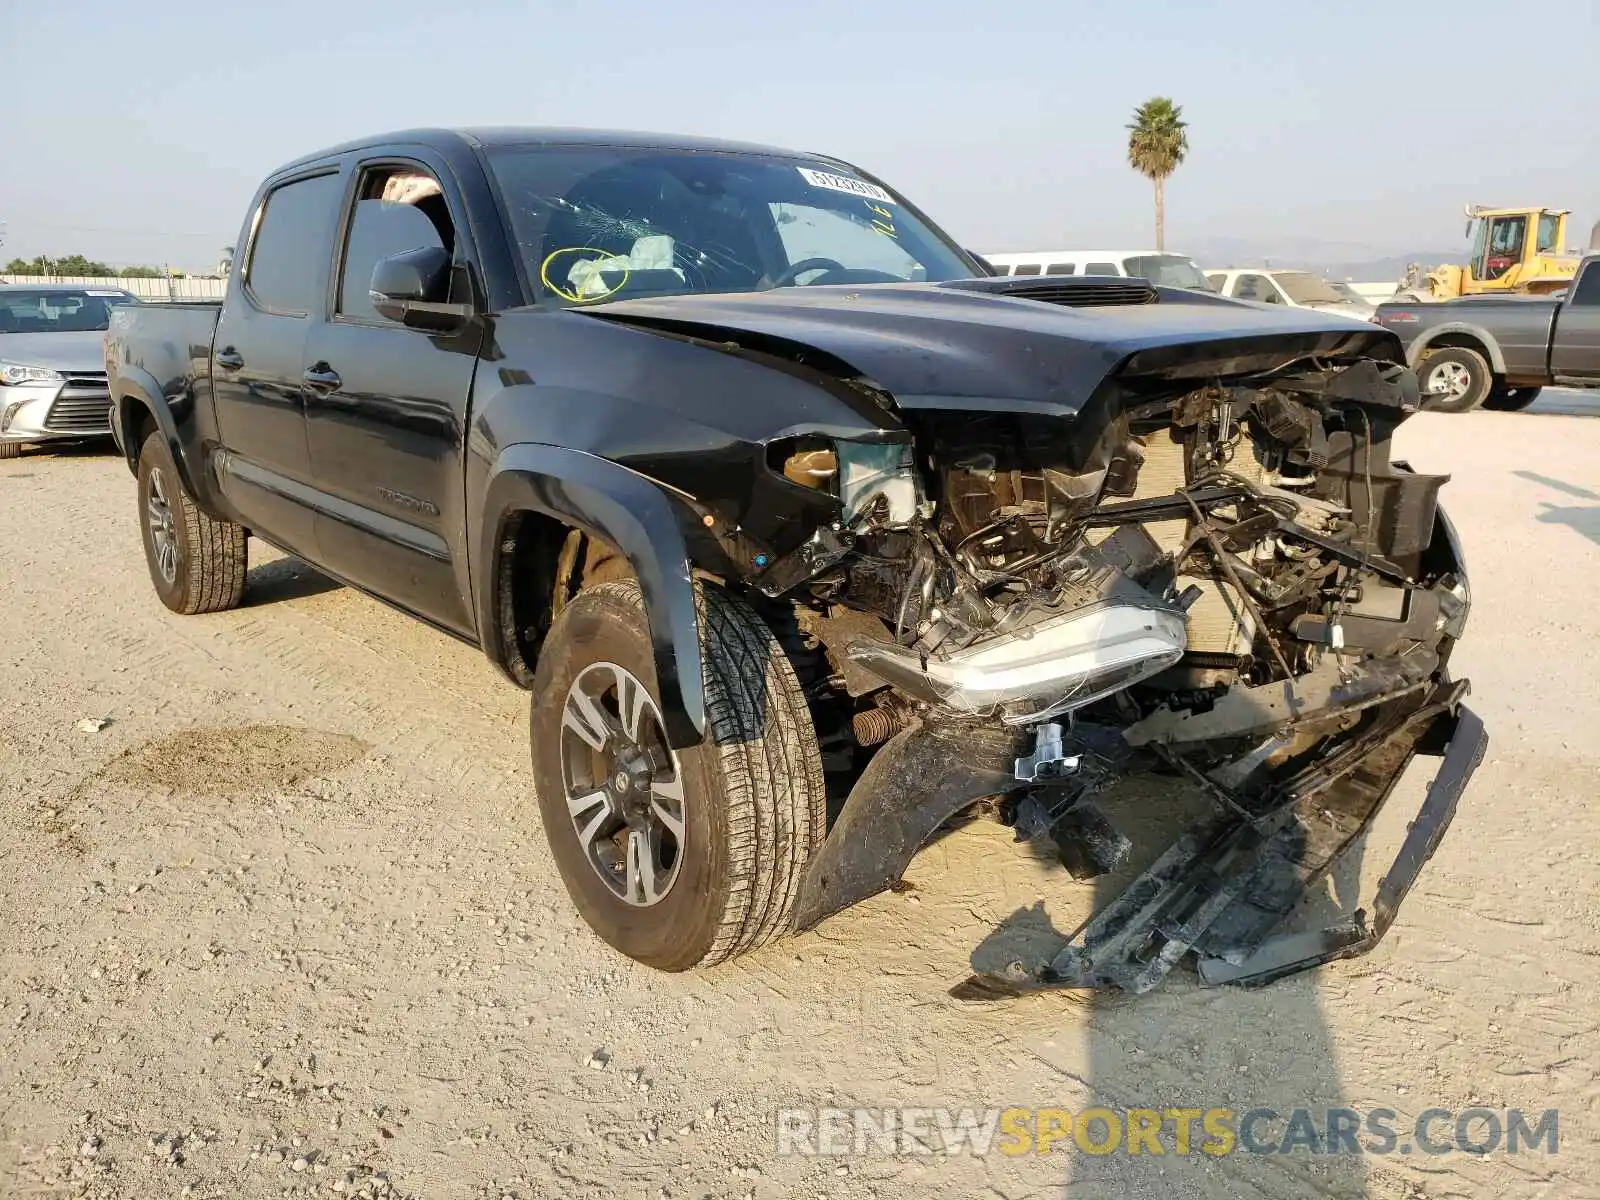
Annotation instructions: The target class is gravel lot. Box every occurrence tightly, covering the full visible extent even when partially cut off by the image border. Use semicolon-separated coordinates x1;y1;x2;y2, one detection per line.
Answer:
2;396;1597;1199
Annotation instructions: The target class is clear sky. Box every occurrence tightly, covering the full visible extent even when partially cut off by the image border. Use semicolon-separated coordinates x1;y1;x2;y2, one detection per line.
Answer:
2;0;1597;270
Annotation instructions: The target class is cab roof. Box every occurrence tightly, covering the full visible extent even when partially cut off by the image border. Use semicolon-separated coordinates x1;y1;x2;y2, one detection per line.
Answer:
279;126;845;173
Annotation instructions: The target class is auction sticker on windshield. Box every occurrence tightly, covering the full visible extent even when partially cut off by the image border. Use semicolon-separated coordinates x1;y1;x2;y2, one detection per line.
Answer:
798;167;893;204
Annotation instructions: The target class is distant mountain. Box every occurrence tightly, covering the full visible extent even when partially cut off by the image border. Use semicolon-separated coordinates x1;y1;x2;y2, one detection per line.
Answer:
1314;253;1468;282
1185;235;1465;281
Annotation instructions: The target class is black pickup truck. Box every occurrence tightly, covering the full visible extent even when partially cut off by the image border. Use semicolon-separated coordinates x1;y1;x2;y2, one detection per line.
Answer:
1374;254;1600;412
107;127;1486;994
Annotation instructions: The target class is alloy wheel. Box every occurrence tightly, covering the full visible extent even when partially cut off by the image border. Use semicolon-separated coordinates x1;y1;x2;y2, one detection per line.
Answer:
146;466;179;585
559;662;686;907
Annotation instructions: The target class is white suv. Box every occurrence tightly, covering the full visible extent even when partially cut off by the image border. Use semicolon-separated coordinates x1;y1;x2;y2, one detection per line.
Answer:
981;250;1215;291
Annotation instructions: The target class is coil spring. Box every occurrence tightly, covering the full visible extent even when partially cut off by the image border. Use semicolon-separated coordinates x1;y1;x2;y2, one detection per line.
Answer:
851;706;903;747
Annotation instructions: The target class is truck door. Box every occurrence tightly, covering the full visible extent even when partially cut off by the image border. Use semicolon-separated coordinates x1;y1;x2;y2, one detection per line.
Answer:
1473;215;1526;283
1549;263;1600;381
300;157;480;635
212;169;344;558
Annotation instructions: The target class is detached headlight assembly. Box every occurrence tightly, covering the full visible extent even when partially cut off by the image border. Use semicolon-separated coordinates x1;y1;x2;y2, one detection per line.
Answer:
847;600;1188;723
0;361;64;386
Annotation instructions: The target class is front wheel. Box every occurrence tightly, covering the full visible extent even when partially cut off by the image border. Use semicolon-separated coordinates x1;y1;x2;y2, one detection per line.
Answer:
1416;347;1492;413
136;432;248;614
0;441;21;460
1482;384;1542;412
530;580;826;970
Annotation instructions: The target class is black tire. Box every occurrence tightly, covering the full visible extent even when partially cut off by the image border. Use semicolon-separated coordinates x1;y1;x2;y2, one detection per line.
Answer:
1415;346;1492;413
530;579;826;970
1482;384;1543;412
0;441;21;460
136;432;248;614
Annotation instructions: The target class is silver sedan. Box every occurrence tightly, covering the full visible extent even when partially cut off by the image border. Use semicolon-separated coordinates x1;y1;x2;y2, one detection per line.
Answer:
1;285;137;459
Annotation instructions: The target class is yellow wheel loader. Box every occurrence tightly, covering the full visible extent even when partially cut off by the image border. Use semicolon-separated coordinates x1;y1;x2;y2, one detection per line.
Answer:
1396;206;1588;301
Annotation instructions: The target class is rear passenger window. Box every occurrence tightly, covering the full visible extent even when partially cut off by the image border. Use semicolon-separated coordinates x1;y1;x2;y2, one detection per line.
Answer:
245;172;342;316
1013;263;1042;276
1086;262;1118;275
1571;266;1600;306
337;165;457;324
1046;263;1076;275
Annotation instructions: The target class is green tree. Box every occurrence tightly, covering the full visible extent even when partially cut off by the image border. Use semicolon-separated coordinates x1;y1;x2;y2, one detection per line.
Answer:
118;265;164;278
3;253;117;276
1126;97;1189;252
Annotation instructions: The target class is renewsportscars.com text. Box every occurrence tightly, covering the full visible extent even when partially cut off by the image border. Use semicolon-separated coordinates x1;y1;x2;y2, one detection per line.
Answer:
775;1106;1559;1158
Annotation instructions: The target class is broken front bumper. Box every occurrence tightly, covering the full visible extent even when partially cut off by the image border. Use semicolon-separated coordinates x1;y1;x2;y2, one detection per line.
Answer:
792;675;1486;996
951;690;1486;998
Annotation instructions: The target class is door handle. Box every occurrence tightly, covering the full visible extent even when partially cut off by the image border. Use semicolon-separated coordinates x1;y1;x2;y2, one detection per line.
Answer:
301;364;342;395
215;347;244;371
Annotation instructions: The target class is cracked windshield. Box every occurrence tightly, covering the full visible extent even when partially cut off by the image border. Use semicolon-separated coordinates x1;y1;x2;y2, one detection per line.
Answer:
488;147;976;304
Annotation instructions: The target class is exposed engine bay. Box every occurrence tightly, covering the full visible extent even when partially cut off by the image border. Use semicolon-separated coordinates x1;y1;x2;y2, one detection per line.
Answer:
766;360;1465;743
750;356;1484;994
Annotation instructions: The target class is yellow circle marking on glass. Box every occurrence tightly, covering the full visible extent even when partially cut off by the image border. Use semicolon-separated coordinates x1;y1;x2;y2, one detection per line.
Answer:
540;246;631;303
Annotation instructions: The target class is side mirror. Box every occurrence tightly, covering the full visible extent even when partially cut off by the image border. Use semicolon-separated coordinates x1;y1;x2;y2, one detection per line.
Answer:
370;246;471;330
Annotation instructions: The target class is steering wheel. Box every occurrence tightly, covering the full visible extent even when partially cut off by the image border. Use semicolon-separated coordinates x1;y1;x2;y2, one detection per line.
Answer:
774;257;847;287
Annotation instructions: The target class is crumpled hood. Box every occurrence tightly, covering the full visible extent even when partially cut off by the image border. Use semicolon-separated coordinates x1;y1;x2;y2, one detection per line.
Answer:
588;280;1402;418
0;330;108;374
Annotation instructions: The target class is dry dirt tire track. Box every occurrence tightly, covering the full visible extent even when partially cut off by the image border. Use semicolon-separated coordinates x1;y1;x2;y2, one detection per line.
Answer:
2;408;1599;1199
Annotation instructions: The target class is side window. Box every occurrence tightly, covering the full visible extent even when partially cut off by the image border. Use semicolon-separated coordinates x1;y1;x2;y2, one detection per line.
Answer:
990;264;1011;276
1046;262;1076;275
246;173;343;316
1571;265;1600;307
1085;261;1118;276
1206;273;1227;292
1235;273;1279;302
1536;213;1562;254
1013;263;1042;276
337;165;457;324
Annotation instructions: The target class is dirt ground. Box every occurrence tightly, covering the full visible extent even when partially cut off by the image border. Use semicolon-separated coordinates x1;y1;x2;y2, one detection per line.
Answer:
2;397;1598;1199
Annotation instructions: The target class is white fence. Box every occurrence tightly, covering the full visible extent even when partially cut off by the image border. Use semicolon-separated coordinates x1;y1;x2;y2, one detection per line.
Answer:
0;274;226;301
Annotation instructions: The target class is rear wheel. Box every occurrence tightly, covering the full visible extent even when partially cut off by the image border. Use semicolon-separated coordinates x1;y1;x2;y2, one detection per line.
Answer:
530;579;826;970
136;432;248;614
1416;346;1492;413
1482;384;1542;412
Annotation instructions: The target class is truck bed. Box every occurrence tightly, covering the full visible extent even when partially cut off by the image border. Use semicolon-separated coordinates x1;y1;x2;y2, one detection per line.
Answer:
106;301;223;454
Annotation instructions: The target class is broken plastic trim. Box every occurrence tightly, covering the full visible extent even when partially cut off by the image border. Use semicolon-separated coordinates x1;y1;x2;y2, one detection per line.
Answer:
951;689;1486;998
1197;705;1486;986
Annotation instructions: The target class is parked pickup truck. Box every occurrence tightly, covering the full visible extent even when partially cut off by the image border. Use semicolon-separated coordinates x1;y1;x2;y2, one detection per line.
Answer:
1374;254;1600;412
107;127;1486;995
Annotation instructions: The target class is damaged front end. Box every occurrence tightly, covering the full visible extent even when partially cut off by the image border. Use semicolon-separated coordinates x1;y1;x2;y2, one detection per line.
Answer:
751;347;1484;994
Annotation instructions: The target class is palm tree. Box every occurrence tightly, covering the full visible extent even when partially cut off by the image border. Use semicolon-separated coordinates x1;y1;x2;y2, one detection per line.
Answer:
1126;97;1189;251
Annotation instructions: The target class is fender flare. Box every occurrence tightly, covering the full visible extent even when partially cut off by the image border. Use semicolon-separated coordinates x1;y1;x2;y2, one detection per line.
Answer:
477;443;707;748
111;367;203;496
1408;323;1507;374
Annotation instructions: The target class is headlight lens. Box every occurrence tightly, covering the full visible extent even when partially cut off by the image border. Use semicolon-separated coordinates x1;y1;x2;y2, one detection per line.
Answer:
845;600;1188;721
0;361;64;386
